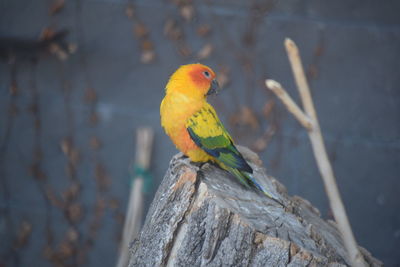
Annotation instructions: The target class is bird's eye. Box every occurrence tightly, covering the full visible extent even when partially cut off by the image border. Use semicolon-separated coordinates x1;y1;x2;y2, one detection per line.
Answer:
203;71;210;78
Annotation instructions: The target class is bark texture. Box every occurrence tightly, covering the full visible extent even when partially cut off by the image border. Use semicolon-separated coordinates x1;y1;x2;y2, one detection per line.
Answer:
128;147;381;267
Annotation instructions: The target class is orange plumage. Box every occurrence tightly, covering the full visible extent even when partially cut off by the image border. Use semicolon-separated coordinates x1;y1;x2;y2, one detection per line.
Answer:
160;63;216;162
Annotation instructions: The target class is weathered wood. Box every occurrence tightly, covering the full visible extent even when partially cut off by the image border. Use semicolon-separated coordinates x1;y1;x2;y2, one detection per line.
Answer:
128;147;381;267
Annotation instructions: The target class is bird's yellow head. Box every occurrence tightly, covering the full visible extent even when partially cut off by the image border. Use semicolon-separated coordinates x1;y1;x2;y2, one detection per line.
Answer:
165;63;219;99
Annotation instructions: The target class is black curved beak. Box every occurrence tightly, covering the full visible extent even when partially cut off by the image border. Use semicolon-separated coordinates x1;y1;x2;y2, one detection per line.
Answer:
207;79;220;96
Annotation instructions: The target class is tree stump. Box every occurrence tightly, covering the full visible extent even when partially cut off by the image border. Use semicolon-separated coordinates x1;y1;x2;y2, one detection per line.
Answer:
128;147;381;267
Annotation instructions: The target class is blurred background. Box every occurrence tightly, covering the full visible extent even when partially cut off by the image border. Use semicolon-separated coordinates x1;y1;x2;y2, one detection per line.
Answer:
1;0;399;266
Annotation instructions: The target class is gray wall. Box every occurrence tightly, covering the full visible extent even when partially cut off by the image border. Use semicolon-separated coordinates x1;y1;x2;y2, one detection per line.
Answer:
1;0;399;266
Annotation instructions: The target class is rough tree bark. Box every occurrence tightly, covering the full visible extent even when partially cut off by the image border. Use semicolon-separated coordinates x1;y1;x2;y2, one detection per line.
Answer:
128;147;381;267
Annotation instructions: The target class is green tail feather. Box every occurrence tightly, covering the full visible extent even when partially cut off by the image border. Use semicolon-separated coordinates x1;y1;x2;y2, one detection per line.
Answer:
239;171;272;198
221;164;283;206
228;167;252;189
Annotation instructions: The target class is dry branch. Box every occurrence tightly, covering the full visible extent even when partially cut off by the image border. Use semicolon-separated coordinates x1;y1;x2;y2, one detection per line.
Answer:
266;38;367;267
265;80;313;131
284;39;317;119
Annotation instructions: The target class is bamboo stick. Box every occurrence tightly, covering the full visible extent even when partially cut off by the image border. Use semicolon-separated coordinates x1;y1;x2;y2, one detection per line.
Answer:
116;127;154;267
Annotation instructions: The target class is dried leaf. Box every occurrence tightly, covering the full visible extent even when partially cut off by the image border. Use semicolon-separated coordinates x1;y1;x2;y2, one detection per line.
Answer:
61;137;72;156
14;221;32;248
67;43;77;54
241;106;259;129
57;241;74;259
84;87;97;103
49;43;68;61
29;163;46;180
66;202;83;223
125;4;135;18
163;19;174;36
230;106;259;130
252;125;276;152
89;111;99;125
197;24;211;37
95;163;111;191
39;27;56;41
252;138;267;152
9;81;18;96
307;64;318;80
164;19;182;40
62;183;80;202
133;23;148;39
178;43;191;57
141;40;154;51
197;43;213;60
262;99;275;119
216;66;230;88
68;147;79;166
314;43;324;57
45;186;64;208
49;0;65;15
66;228;79;242
89;136;101;150
180;5;194;21
141;50;156;64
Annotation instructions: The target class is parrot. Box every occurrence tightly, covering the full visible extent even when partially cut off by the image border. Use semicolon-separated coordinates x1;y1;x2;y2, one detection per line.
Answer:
160;63;280;203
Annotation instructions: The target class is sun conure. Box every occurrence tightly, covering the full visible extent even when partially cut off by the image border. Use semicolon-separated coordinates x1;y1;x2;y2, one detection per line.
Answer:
160;63;278;201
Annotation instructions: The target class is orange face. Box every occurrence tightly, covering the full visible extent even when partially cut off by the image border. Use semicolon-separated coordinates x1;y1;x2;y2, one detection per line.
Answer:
166;63;220;98
188;64;219;96
189;64;215;87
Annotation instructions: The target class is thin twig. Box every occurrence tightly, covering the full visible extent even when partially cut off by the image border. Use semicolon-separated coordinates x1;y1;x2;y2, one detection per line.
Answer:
267;38;367;267
284;39;317;119
265;80;313;131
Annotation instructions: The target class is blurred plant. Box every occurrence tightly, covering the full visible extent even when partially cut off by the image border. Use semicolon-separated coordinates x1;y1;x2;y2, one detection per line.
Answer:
126;2;157;64
49;0;65;15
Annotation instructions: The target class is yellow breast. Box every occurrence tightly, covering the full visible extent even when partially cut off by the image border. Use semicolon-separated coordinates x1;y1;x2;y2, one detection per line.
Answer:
160;93;212;162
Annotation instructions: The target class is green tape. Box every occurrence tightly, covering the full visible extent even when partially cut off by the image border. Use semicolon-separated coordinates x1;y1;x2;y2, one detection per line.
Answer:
130;164;153;194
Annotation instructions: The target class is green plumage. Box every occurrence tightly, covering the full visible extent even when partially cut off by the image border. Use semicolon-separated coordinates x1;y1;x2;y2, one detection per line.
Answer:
186;105;252;174
186;104;282;204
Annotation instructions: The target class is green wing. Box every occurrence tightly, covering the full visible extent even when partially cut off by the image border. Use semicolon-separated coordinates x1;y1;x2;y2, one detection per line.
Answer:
187;105;283;204
186;104;252;174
